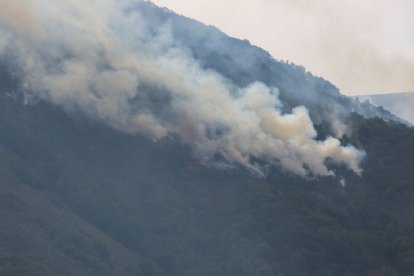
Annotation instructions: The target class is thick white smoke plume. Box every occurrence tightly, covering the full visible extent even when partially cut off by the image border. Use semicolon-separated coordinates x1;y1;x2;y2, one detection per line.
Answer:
0;0;365;177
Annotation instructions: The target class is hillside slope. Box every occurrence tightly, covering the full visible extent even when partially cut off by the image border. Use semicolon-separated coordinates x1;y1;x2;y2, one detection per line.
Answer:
0;1;413;275
356;92;414;124
136;2;402;126
0;141;141;275
1;89;414;275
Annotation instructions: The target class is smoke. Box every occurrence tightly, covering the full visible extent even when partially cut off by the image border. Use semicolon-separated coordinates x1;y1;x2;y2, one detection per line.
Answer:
0;0;364;177
0;0;37;33
357;93;414;125
153;0;414;95
395;94;414;124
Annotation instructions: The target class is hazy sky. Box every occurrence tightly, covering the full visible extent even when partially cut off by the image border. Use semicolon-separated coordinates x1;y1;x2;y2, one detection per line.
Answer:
151;0;414;95
0;0;364;176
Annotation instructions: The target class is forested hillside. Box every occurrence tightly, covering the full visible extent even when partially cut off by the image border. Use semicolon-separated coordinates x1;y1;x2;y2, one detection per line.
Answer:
1;90;414;275
0;1;413;275
0;99;141;275
356;92;414;124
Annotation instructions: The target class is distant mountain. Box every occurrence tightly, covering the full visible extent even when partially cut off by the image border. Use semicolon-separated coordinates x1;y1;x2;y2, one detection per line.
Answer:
0;1;414;275
355;92;414;125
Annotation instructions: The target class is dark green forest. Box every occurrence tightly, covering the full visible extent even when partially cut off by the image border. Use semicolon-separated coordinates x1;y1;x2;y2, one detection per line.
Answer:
1;90;414;275
0;3;413;275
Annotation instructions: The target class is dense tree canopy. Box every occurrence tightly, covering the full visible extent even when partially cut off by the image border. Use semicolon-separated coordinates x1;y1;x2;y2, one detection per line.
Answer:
0;91;413;275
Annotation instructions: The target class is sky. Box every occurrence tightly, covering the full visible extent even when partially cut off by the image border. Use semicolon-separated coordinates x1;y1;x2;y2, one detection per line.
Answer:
0;0;365;176
151;0;414;96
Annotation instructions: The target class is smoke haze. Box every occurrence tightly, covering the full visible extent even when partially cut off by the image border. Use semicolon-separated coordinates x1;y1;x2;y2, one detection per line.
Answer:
357;92;414;125
0;0;365;177
153;0;414;95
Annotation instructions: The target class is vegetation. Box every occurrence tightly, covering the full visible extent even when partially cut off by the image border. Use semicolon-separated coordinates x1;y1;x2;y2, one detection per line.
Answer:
0;5;412;272
1;91;414;275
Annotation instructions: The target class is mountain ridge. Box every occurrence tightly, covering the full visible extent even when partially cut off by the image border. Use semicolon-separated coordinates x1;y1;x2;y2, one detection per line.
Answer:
2;82;414;275
0;1;414;275
355;92;414;124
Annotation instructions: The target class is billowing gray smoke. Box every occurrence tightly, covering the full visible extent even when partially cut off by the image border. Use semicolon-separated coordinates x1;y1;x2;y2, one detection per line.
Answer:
0;0;365;177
